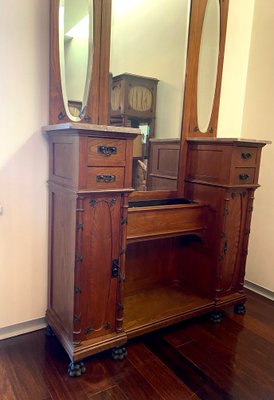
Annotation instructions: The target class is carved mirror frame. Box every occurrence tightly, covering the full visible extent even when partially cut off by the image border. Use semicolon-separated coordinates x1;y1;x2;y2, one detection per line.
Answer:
177;0;229;195
182;0;229;139
49;0;110;125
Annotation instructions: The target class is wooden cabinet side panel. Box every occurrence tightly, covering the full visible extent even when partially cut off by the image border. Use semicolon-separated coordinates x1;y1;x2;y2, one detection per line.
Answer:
147;140;180;190
186;144;232;184
48;187;76;336
48;134;79;188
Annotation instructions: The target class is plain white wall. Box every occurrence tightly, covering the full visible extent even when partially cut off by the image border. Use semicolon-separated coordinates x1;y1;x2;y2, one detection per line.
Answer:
110;0;191;139
218;0;255;137
241;0;274;291
0;0;49;328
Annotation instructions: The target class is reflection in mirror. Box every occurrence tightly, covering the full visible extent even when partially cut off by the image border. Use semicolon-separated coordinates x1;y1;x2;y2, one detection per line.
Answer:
197;0;220;133
109;0;191;192
59;0;93;121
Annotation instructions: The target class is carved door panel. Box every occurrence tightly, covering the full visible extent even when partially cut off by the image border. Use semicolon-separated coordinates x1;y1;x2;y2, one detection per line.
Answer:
74;194;122;342
217;190;249;295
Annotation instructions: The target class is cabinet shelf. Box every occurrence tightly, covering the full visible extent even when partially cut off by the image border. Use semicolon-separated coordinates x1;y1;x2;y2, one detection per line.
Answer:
123;285;214;338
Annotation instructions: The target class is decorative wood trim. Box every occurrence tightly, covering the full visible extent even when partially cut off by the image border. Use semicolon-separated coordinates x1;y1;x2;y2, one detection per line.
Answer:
178;0;230;196
185;0;229;139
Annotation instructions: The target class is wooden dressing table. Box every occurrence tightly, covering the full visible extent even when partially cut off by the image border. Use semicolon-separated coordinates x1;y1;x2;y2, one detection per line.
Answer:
45;0;270;375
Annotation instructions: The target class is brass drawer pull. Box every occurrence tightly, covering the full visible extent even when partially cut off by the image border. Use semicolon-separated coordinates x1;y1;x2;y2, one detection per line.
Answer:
239;173;250;181
96;175;116;183
98;146;117;156
241;152;252;160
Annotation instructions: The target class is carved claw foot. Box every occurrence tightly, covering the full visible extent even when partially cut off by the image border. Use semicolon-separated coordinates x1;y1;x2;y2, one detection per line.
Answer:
234;303;246;315
111;346;128;360
210;310;223;324
45;325;55;336
68;361;86;377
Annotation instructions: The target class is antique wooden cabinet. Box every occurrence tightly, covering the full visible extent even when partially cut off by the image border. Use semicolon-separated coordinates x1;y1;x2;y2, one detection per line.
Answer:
46;0;270;376
184;138;269;319
45;123;139;374
45;127;269;373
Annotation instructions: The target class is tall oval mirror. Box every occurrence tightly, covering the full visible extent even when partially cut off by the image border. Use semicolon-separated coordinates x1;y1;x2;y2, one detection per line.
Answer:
197;0;220;133
109;0;191;192
59;0;93;121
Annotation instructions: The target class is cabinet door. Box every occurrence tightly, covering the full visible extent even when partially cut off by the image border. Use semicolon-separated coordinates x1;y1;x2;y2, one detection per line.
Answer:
217;190;251;295
74;194;122;341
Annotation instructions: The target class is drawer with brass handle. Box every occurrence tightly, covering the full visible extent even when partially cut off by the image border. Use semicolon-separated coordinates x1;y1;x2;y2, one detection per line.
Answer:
86;167;124;189
241;152;252;160
233;147;257;166
239;173;250;181
87;138;126;166
96;175;116;183
97;146;117;157
233;167;256;185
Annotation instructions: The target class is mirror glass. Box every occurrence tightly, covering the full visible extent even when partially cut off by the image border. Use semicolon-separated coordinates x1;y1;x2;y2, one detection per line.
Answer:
59;0;93;121
197;0;220;133
109;0;191;192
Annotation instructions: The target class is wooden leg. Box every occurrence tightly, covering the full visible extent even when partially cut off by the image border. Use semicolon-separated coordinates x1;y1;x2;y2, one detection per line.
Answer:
210;310;223;324
234;303;246;315
111;346;128;360
68;361;86;377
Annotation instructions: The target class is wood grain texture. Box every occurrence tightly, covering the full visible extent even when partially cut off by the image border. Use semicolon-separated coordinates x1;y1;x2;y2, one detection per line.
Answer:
147;139;180;191
79;194;121;339
1;290;273;399
127;203;206;242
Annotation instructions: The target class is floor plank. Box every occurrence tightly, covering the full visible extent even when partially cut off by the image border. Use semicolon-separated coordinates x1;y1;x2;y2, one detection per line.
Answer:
90;386;128;400
0;290;273;400
0;350;17;400
127;342;197;399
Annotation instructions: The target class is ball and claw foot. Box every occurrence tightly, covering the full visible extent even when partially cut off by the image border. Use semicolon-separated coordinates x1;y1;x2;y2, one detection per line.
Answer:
234;303;246;315
210;310;223;324
112;346;128;360
68;361;86;377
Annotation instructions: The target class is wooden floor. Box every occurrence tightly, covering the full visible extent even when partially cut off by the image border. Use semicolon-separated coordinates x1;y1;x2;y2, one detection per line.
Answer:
1;290;273;400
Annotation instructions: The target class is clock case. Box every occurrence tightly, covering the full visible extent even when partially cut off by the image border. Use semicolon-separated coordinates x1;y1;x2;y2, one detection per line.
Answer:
109;73;159;138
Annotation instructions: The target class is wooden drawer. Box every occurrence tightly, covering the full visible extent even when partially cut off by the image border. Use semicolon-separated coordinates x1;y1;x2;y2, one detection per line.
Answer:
87;138;126;166
87;167;125;189
232;167;256;185
186;142;262;187
233;147;258;166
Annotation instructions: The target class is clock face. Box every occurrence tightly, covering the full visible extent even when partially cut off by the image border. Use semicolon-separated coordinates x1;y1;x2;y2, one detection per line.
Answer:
128;86;152;112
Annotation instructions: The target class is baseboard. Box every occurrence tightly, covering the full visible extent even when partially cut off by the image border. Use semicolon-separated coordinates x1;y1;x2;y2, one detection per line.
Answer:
244;281;274;301
0;318;47;341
